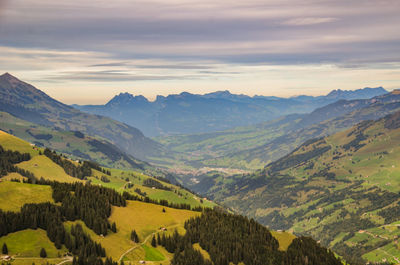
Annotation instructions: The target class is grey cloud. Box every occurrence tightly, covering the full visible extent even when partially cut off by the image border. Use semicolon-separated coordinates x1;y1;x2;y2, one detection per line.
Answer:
281;17;338;26
89;62;128;67
44;70;204;82
198;71;241;75
0;0;399;67
135;64;211;70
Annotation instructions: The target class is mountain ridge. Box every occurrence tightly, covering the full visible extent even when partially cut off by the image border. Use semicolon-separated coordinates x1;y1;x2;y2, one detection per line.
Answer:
74;86;388;136
0;73;164;162
154;92;400;173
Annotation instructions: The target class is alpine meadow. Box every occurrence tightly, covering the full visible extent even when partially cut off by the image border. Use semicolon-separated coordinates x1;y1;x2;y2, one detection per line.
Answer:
1;1;400;265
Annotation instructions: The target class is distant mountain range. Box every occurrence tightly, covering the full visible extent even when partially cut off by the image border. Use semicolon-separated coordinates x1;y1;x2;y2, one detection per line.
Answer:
0;73;164;163
74;87;388;136
154;91;400;172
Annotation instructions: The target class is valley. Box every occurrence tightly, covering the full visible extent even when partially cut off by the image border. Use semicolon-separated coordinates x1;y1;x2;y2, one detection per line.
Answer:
198;112;400;264
0;73;399;265
2;1;399;264
0;130;335;265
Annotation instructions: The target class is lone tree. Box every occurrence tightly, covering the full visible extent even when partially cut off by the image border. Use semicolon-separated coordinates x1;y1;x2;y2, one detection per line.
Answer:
2;243;8;254
130;230;139;243
151;235;157;247
40;248;47;258
111;222;117;233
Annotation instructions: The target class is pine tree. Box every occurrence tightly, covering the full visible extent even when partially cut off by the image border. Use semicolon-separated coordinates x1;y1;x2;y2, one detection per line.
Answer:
131;230;139;243
151;235;157;247
2;243;8;254
111;222;117;233
40;248;47;258
157;233;161;245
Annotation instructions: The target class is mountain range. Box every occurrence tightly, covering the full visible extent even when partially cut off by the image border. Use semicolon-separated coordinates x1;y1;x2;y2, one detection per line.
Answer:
74;87;387;137
0;73;164;163
1;72;400;264
154;91;400;172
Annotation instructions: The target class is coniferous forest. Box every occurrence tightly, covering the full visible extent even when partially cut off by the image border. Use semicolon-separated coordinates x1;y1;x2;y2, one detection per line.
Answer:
0;143;348;264
158;210;343;265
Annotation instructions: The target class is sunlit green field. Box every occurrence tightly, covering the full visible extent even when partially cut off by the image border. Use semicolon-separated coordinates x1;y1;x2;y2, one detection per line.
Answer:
0;181;54;212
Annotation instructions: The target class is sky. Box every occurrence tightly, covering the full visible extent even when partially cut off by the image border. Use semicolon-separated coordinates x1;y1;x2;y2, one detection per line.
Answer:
0;0;399;104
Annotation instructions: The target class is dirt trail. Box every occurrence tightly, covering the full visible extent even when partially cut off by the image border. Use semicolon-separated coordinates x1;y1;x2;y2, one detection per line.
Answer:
118;224;180;263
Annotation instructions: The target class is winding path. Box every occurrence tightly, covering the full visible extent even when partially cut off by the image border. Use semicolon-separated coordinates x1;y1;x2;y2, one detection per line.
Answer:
56;257;73;265
118;224;180;263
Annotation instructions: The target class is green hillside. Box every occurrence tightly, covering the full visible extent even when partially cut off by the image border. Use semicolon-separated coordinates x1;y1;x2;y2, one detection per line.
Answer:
0;129;214;210
0;129;332;265
0;131;213;264
0;112;149;171
0;181;54;212
0;73;165;162
206;111;400;264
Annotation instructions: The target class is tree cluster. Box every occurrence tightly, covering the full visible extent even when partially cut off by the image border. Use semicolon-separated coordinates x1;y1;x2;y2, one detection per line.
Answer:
143;178;171;191
378;202;400;224
51;181;125;235
43;148;92;179
0;144;31;176
156;210;343;265
122;191;202;212
0;181;123;264
100;175;110;183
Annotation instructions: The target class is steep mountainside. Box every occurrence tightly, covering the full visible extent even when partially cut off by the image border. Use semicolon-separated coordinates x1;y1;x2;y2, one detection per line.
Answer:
0;129;215;210
156;92;400;171
0;73;164;161
74;87;387;136
0;131;341;265
0;112;148;170
200;111;400;264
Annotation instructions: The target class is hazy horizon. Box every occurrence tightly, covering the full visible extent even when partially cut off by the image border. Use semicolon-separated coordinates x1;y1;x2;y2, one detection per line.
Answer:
1;0;399;104
2;72;392;105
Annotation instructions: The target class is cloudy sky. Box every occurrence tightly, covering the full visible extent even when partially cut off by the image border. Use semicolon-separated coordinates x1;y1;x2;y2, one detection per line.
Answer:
0;0;399;104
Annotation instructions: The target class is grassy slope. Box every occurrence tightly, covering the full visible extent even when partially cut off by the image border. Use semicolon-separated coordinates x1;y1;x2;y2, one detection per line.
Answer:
17;155;81;183
0;129;295;264
0;129;216;210
0;129;39;156
0;74;164;162
0;131;214;264
65;200;200;263
0;182;54;212
88;167;217;209
0;130;80;183
0;229;67;258
0;112;147;170
270;231;296;251
193;243;211;261
0;178;201;264
212;113;400;263
0;168;290;265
